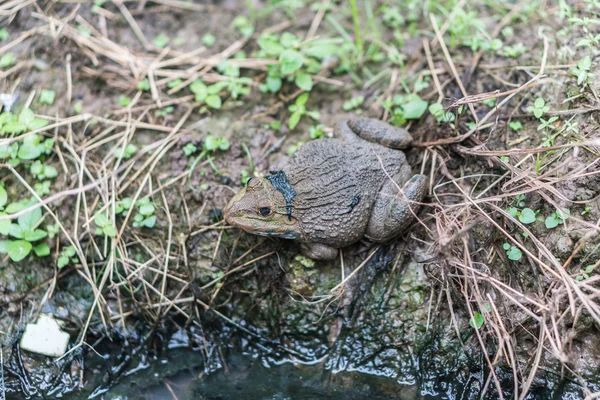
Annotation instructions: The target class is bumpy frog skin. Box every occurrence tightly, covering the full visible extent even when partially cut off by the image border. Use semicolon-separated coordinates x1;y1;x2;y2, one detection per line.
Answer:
223;118;428;260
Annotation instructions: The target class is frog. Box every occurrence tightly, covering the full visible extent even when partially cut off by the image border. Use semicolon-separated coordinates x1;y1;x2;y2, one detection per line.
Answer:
223;117;428;260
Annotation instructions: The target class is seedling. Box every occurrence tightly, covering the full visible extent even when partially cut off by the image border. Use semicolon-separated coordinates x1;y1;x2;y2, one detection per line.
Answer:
571;56;595;89
153;33;170;48
469;311;484;329
504;243;523;261
309;124;325;139
232;16;254;37
114;144;137;160
137;79;150;91
383;93;428;126
133;198;157;228
57;245;78;269
0;52;15;68
502;43;526;58
118;95;131;107
202;34;216;47
342;96;364;111
576;265;595;281
545;208;570;229
183;143;197;156
39;89;56;105
428;103;455;123
288;93;320;130
537;116;559;131
508;121;523;131
94;211;117;237
527;98;549;118
0;199;50;262
0;28;8;41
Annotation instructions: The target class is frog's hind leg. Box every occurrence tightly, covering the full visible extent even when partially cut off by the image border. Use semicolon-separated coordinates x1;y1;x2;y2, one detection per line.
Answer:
334;118;414;149
365;173;428;242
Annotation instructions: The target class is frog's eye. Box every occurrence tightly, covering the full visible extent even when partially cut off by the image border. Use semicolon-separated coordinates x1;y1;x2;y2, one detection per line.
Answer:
259;207;272;216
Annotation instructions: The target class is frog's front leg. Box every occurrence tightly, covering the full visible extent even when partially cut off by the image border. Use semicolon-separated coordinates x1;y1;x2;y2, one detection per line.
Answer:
334;118;414;149
365;173;428;242
300;242;339;260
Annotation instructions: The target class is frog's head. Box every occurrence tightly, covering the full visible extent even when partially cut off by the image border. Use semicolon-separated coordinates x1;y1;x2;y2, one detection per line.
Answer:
223;177;302;240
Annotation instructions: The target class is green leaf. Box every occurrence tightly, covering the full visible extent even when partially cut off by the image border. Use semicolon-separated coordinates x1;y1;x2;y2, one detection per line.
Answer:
23;229;47;242
295;93;309;107
0;52;15;68
0;186;7;208
33;243;50;257
288;112;301;130
279;49;304;75
17;143;42;160
578;55;592;70
218;138;230;151
266;76;282;93
94;212;109;228
7;240;32;262
8;223;23;239
295;72;313;91
518;208;536;224
202;34;216;47
0;28;8;41
545;215;560;229
204;135;219;151
103;225;117;237
1;122;27;134
506;246;522;261
57;254;69;269
28;118;49;131
503;243;510;250
139;203;155;216
137;79;150;91
469;311;485;329
205;94;222;109
18;205;42;232
257;34;284;55
508;121;523;131
0;213;9;235
0;240;9;253
18;108;35;126
190;80;208;102
140;215;156;228
303;42;340;60
280;32;300;48
534;98;545;108
153;33;170;48
39;89;56;105
402;95;428;119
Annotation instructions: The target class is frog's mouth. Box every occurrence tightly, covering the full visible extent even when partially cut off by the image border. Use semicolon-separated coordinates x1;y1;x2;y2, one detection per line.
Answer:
225;214;301;240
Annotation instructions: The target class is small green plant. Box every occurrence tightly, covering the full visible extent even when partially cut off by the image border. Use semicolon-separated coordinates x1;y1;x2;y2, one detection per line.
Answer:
342;96;364;111
0;52;15;68
537;116;559;131
118;95;131;107
202;34;216;47
503;243;523;261
502;43;526;58
0;200;50;262
155;106;174;118
482;98;496;108
73;101;83;114
469;311;484;329
508;121;523;131
428;103;455;123
576;265;595;281
183;143;197;156
57;245;78;269
288;93;319;130
94;211;117;237
527;98;549;118
309;124;325;139
190;79;224;110
383;94;428;126
545;208;570;229
232;16;254;37
133;198;157;228
114;143;137;160
39;89;56;105
0;28;8;41
153;32;170;48
571;56;595;89
137;79;150;91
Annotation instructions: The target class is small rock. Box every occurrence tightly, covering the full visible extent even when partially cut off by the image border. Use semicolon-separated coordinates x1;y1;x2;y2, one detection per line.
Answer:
20;314;70;357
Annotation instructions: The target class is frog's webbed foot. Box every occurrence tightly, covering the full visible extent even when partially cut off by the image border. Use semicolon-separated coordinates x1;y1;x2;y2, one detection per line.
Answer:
365;174;428;242
300;242;339;260
334;118;414;149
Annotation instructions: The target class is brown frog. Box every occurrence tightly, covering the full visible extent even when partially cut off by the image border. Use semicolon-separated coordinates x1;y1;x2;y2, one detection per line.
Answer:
223;118;428;260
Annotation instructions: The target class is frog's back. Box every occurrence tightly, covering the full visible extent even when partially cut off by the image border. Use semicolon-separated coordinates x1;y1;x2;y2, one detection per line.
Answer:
284;139;405;247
